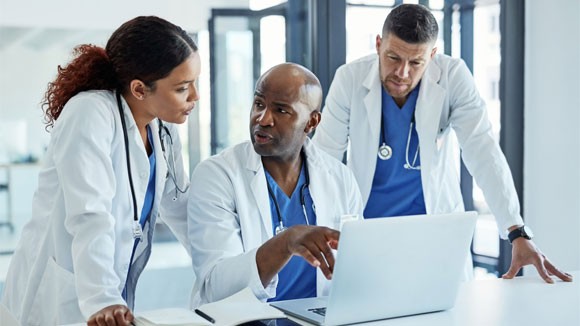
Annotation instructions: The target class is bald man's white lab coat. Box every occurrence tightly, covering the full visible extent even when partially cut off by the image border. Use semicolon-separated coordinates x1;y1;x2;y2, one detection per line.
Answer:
187;139;364;307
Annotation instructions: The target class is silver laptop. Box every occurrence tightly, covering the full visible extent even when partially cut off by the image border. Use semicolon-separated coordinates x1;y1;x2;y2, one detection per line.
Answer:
271;212;477;326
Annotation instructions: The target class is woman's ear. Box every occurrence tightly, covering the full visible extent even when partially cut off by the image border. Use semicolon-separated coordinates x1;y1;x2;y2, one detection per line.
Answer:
129;79;148;100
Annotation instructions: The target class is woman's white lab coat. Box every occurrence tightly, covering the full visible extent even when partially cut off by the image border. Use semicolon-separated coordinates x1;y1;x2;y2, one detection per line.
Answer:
187;139;364;307
313;53;523;236
0;91;190;325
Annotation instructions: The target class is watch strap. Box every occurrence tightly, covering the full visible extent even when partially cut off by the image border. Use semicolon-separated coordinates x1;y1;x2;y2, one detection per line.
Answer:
508;226;530;243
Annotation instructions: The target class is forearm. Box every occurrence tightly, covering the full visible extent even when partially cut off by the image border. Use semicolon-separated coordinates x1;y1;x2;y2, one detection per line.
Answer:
256;233;292;287
461;137;523;235
449;60;523;236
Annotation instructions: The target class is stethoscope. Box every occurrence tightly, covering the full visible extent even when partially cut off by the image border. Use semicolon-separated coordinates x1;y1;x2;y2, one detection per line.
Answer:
116;92;189;240
266;150;312;235
378;110;421;170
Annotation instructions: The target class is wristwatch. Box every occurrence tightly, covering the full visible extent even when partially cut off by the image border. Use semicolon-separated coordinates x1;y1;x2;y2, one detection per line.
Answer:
508;225;534;243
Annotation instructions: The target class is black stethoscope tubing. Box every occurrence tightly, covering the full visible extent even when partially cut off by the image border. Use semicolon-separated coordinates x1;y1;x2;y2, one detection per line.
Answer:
378;107;420;170
116;92;141;239
157;120;190;197
266;150;311;235
116;92;189;239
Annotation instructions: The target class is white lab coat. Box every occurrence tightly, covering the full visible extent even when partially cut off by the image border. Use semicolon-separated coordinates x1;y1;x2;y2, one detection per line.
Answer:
0;91;190;325
313;53;524;237
187;139;364;307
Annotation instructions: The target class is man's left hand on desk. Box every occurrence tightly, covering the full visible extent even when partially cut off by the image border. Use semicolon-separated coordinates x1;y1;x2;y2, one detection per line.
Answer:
502;238;573;283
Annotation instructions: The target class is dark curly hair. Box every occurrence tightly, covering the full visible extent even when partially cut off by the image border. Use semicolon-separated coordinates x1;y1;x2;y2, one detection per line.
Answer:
42;16;198;128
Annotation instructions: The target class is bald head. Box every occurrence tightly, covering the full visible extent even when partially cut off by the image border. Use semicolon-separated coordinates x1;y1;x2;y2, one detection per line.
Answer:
257;63;323;113
250;63;323;160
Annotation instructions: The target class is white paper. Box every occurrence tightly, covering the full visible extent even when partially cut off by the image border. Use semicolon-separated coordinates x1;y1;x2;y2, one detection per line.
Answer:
133;287;286;326
134;308;210;326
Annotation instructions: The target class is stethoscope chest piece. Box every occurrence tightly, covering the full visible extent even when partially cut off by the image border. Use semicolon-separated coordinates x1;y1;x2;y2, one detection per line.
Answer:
378;143;393;160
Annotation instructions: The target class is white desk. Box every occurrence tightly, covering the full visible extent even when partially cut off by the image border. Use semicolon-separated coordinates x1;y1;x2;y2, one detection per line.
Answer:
290;271;579;326
46;271;580;326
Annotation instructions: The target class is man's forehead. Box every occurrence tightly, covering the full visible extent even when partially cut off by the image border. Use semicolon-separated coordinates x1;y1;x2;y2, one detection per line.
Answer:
256;74;302;95
382;36;433;59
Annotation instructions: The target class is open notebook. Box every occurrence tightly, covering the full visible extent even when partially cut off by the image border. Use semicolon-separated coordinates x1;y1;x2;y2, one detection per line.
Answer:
134;287;285;326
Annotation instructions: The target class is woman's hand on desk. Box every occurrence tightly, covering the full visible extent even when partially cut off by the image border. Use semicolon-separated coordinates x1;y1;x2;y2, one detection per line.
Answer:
502;239;574;283
88;304;134;326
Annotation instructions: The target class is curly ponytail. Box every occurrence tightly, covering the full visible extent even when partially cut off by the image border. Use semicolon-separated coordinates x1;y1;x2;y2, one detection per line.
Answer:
42;44;117;128
42;16;198;129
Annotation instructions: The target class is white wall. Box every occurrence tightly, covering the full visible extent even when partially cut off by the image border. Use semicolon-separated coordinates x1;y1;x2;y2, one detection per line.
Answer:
524;0;580;273
0;0;248;162
0;0;248;31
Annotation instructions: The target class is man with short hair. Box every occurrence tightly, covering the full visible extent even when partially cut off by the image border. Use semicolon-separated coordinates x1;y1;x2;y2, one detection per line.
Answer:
188;63;363;305
313;3;572;283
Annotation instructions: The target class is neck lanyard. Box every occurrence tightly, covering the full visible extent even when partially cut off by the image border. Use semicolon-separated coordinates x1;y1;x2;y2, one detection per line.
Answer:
266;150;310;235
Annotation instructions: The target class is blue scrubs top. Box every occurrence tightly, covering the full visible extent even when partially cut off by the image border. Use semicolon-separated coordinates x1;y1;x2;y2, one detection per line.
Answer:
265;163;317;302
141;126;156;227
123;126;156;300
364;85;426;218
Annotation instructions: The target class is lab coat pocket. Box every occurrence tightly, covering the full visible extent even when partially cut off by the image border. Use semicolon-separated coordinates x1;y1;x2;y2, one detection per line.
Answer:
27;257;83;326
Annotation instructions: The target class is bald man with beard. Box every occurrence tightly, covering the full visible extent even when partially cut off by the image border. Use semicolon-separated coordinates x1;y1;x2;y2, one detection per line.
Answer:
187;63;364;306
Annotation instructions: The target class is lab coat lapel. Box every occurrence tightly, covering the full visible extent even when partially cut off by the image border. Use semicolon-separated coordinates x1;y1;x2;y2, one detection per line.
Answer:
416;62;445;156
363;59;382;147
302;140;331;228
302;140;334;296
247;151;274;236
118;94;148;159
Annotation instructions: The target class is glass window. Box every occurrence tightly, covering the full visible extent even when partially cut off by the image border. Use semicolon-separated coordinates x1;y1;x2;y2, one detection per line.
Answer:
348;0;396;5
208;10;286;155
471;1;502;273
193;30;212;165
451;5;461;58
259;15;286;74
429;0;444;10
346;2;445;66
250;0;286;10
345;5;389;62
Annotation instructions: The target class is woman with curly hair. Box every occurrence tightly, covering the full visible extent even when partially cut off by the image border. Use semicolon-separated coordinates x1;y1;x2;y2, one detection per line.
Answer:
1;16;200;325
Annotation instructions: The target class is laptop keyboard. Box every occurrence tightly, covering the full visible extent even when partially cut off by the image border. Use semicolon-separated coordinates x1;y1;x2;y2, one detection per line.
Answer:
308;307;327;316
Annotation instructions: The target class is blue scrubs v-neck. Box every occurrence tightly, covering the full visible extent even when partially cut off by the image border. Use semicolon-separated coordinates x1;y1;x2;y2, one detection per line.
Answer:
265;163;317;301
364;85;426;218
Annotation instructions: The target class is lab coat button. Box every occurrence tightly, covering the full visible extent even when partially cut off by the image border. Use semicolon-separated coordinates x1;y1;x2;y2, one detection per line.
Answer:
140;171;147;179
